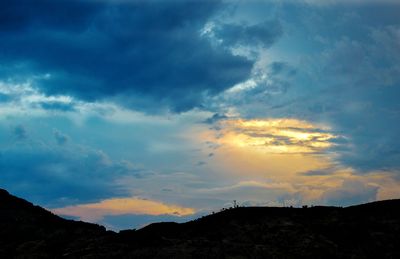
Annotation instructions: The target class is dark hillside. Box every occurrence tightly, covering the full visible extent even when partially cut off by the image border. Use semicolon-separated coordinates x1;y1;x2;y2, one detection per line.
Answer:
0;189;110;258
1;188;400;258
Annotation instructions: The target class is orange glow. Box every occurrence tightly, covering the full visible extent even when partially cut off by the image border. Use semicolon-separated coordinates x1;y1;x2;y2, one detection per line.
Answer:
195;118;339;181
52;197;195;221
191;117;399;206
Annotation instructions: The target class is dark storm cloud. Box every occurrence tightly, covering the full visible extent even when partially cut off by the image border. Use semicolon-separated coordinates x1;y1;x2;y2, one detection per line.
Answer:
0;0;102;32
0;0;259;112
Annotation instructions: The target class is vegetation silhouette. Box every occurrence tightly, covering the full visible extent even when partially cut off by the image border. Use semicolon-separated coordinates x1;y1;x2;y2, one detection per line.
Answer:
1;188;400;258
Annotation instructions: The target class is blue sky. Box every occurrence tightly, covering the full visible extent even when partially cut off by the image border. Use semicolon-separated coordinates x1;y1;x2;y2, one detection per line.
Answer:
1;0;400;230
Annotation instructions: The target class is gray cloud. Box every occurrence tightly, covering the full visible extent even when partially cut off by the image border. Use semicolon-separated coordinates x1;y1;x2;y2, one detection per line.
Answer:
210;4;400;172
0;0;270;113
300;168;337;176
322;180;379;206
0;141;144;208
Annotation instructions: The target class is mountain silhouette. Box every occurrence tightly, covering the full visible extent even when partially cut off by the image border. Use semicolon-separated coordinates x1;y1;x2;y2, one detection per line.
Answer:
1;188;400;258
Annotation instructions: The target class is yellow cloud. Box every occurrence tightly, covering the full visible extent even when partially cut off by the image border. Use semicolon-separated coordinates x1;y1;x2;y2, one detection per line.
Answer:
198;118;338;180
52;197;196;221
219;118;337;154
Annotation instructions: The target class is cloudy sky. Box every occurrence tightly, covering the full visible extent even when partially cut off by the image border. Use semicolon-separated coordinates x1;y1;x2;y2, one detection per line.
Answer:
1;0;400;230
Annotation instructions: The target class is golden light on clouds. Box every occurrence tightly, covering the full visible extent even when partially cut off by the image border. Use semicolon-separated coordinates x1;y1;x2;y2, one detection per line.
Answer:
219;118;336;154
187;117;400;208
52;197;195;221
197;117;339;180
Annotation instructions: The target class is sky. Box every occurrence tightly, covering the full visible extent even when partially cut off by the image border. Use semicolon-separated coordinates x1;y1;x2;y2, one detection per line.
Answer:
1;0;400;230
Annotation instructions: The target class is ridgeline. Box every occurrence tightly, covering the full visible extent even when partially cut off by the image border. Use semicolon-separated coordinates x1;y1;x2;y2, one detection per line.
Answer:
1;188;400;258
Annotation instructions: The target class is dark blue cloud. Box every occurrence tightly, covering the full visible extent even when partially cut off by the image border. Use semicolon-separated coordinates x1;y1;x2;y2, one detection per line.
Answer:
0;0;261;113
0;142;142;207
0;0;102;32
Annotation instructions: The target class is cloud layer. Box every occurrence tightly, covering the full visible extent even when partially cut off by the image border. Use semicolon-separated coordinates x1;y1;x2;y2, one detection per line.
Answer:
53;197;195;221
0;0;267;112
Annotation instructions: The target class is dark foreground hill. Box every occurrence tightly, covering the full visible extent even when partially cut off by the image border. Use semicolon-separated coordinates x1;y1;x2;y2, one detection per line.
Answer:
1;188;400;259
